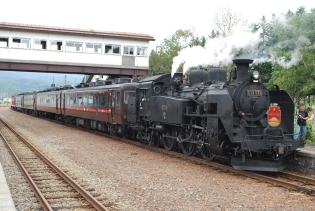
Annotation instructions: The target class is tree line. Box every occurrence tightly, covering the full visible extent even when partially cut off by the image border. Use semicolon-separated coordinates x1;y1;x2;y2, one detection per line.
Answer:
149;6;315;105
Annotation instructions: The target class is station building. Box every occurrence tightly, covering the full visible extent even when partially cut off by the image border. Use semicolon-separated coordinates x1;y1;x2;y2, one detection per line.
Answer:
0;22;154;77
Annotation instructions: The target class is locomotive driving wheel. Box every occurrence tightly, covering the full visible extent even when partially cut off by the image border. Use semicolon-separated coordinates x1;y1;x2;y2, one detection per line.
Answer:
162;129;177;151
149;131;161;147
179;128;196;156
180;142;196;156
201;144;216;161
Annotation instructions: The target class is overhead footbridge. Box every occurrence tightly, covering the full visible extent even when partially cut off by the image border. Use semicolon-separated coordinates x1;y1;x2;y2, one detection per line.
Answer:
0;22;154;78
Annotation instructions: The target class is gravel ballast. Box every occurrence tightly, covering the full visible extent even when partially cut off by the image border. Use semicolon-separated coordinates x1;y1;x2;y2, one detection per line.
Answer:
0;119;41;210
0;107;314;211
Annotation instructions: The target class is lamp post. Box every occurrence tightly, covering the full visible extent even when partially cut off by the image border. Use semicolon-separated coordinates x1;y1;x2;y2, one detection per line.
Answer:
3;90;6;104
7;91;9;105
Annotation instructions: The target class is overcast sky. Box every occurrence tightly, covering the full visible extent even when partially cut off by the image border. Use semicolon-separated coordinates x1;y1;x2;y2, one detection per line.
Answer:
0;0;314;48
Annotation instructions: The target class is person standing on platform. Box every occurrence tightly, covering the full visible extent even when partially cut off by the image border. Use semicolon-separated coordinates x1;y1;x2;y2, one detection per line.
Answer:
294;104;309;141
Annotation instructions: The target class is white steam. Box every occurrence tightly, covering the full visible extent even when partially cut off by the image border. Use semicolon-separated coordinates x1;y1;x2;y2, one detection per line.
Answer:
254;35;312;68
172;22;314;76
171;29;261;76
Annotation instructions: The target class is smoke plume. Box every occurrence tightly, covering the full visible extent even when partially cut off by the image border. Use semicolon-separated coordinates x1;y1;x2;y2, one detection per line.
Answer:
171;29;260;76
254;35;312;68
172;19;314;76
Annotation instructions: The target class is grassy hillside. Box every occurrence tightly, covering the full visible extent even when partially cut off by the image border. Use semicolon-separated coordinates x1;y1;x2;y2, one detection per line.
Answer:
0;71;84;97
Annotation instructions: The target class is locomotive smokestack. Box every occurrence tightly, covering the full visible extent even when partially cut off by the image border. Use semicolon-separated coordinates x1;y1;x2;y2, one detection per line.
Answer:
233;58;253;82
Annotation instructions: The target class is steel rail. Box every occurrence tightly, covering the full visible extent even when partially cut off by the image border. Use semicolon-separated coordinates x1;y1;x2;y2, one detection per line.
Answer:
0;118;109;211
120;138;315;196
278;172;315;186
0;131;52;211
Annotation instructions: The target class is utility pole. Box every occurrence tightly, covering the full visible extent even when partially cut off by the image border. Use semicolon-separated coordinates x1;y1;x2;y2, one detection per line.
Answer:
64;75;67;86
51;77;55;87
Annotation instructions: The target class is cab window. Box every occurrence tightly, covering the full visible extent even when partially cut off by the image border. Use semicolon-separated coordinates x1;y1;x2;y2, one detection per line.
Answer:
140;89;150;101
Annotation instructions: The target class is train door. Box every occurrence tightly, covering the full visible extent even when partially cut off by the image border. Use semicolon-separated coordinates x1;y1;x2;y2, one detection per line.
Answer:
109;89;116;123
62;93;66;114
98;91;108;123
94;93;98;117
21;96;24;108
127;90;137;123
33;94;36;111
56;94;59;113
116;91;121;123
139;88;150;117
59;92;62;114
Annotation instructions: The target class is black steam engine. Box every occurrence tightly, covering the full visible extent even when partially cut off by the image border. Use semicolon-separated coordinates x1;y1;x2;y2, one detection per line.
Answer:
128;58;302;171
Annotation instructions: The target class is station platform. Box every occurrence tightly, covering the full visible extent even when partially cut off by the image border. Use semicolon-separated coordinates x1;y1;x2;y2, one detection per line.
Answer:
297;144;315;158
0;163;16;211
288;144;315;175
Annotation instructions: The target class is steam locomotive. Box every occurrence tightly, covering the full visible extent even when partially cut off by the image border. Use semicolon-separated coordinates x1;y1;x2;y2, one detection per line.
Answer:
11;58;302;171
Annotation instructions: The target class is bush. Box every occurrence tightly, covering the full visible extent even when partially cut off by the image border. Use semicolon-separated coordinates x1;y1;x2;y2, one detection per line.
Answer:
306;121;314;144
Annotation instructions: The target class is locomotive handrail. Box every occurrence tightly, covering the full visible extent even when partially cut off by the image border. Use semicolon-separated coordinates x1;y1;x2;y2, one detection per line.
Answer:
184;114;222;117
244;133;294;138
175;96;202;105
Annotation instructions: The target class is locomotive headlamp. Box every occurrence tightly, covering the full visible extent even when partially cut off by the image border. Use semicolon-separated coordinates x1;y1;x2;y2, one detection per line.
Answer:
238;111;245;118
251;70;260;80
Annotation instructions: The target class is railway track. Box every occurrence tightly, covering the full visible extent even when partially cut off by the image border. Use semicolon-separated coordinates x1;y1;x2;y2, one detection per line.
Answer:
115;137;315;196
0;118;109;211
5;110;315;198
39;115;315;197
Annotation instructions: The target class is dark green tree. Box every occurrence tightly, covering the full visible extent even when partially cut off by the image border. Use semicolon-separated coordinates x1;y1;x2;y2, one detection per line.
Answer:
149;29;196;75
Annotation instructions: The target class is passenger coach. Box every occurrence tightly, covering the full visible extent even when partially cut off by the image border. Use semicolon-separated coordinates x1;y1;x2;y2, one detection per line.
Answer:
11;78;136;137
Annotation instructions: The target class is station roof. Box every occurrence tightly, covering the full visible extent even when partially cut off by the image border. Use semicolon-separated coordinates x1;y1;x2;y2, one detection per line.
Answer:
0;22;155;41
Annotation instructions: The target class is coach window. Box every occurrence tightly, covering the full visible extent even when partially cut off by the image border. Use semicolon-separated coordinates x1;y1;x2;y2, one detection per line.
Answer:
51;40;63;51
12;38;30;49
100;97;106;107
93;96;99;106
105;44;120;54
69;97;74;105
88;96;93;106
0;37;8;48
86;43;102;53
34;39;47;50
78;97;83;105
137;47;148;56
66;41;83;52
83;96;88;105
123;46;134;55
73;97;77;105
124;91;135;104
